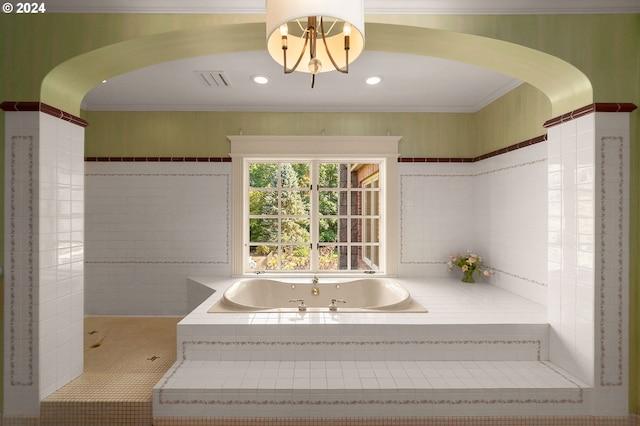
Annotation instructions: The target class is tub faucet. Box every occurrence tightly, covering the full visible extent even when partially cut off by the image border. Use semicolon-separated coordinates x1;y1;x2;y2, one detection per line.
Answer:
329;299;346;311
311;276;320;296
289;298;307;312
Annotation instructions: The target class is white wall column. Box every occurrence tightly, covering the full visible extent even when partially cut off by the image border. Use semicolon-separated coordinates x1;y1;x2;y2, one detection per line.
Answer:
546;105;633;415
3;105;85;417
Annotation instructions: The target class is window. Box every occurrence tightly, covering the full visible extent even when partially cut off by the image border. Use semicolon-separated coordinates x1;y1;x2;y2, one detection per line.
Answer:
229;136;400;276
247;161;381;273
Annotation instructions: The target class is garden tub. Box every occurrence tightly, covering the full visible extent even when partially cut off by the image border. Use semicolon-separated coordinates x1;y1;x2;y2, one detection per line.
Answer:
207;277;427;313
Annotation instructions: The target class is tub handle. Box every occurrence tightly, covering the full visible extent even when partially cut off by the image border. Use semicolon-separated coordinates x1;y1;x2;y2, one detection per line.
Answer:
329;298;346;311
289;298;307;311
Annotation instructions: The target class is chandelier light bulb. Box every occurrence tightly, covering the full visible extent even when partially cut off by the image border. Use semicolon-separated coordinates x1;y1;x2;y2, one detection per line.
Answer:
343;22;352;36
308;58;322;74
279;23;288;36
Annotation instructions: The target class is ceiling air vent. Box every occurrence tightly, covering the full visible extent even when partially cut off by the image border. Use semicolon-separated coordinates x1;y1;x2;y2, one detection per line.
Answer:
195;71;232;88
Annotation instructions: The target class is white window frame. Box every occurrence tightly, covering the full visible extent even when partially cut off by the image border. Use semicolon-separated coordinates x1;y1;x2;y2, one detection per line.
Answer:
229;135;401;277
360;173;380;270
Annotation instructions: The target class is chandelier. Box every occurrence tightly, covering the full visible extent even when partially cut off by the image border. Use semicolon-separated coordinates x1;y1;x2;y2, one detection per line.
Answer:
266;0;365;88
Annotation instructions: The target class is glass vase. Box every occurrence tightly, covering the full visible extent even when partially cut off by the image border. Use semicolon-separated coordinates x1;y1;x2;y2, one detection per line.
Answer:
461;271;475;283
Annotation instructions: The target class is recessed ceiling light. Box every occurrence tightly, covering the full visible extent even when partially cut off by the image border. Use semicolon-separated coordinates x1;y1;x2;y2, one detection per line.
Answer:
366;76;383;85
252;75;270;85
101;80;107;84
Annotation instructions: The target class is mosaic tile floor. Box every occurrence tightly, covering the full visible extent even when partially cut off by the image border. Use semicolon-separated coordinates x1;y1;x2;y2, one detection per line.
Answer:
40;316;181;425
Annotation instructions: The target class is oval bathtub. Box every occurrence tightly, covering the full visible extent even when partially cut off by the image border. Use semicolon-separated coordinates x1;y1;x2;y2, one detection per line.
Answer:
207;278;427;313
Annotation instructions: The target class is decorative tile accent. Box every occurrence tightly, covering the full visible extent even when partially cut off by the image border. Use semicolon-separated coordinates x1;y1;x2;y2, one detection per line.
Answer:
151;416;632;426
543;103;637;128
487;267;547;287
7;135;35;387
598;136;625;387
399;134;547;163
180;339;543;360
0;101;89;127
85;157;231;162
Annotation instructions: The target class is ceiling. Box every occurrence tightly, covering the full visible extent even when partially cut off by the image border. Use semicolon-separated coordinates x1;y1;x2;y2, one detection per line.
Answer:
69;0;639;113
82;51;523;113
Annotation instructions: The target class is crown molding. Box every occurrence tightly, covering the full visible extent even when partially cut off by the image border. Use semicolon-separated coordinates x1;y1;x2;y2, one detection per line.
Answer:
43;0;640;14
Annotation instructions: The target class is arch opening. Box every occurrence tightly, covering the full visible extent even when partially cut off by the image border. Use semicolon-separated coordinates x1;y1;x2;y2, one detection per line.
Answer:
41;22;592;116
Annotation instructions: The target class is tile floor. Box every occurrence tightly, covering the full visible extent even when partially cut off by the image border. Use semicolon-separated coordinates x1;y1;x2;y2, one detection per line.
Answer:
39;316;181;425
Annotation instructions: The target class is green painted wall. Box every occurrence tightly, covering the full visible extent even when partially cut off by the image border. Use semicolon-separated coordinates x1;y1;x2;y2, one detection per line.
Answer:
473;83;550;156
84;84;549;159
1;11;639;416
84;111;475;158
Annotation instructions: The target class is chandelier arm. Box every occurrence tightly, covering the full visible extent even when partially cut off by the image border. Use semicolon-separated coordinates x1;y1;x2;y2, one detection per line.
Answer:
319;18;348;74
284;30;310;74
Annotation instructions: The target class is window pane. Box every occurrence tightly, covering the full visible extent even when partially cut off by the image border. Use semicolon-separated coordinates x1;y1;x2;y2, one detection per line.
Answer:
281;191;310;215
351;191;362;215
368;246;380;268
318;245;339;270
246;159;383;274
249;245;278;271
362;218;380;243
339;218;349;243
250;163;278;188
250;219;278;243
249;190;278;215
280;163;309;188
319;191;338;216
338;245;349;270
319;218;338;242
281;245;310;270
281;219;310;243
338;164;352;189
319;163;339;187
351;245;378;270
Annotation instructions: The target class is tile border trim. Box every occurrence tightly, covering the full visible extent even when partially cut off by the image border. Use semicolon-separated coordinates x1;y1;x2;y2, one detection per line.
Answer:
0;101;89;128
543;103;637;128
8;135;35;387
152;416;631;426
85;156;231;162
599;136;625;387
398;134;547;163
84;135;546;164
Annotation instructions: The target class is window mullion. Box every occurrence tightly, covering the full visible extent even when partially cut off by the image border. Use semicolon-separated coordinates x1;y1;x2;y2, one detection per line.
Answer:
310;161;319;272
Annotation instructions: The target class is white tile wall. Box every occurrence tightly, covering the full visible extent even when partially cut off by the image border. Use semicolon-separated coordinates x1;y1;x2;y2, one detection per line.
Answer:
546;111;630;415
3;111;85;415
547;115;596;386
4;111;40;416
84;162;231;315
593;113;630;414
399;144;548;305
38;114;85;399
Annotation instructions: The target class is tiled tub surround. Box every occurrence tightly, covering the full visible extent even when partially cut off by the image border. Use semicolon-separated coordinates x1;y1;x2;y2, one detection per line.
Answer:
84;142;549;317
84;161;232;315
153;276;594;419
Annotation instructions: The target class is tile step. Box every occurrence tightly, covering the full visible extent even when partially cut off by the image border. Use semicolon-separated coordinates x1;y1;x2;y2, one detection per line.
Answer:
156;360;588;392
153;360;591;417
